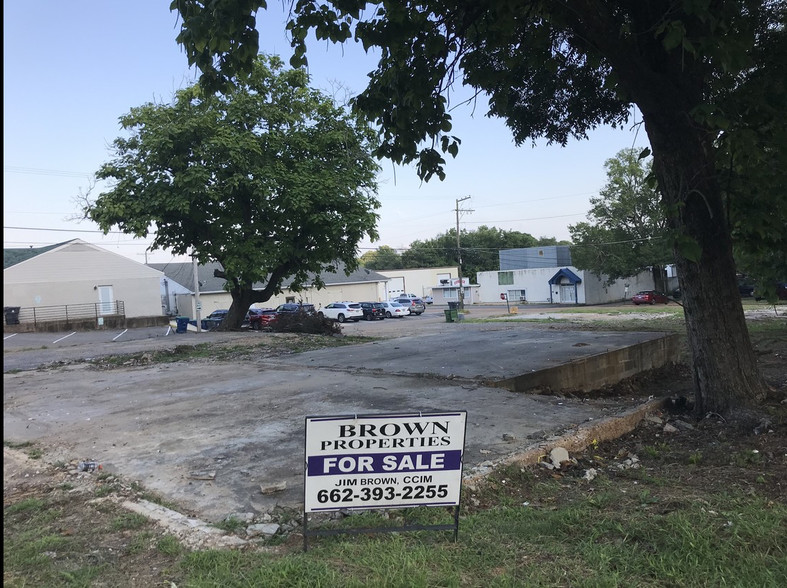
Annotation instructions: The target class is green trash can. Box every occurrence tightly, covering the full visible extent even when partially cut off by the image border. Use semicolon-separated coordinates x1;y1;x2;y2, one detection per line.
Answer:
444;309;459;323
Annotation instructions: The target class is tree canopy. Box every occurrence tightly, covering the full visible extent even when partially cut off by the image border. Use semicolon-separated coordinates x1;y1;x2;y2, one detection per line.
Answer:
569;149;671;291
86;54;380;329
170;0;785;415
360;227;564;279
359;245;403;270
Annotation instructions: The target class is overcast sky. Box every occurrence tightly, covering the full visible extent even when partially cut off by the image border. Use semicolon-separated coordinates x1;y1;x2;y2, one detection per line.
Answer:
4;2;650;264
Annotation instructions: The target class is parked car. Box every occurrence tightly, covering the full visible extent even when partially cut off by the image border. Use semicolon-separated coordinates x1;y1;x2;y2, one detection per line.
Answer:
248;308;278;330
318;302;364;323
379;301;409;319
423;296;434;304
359;302;386;321
275;303;316;315
393;297;426;315
631;291;669;305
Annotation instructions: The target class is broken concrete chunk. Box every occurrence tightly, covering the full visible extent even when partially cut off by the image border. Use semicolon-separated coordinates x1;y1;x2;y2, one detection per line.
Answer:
188;470;216;480
225;512;254;524
663;423;679;433
673;419;695;431
246;523;280;537
549;447;570;468
260;481;287;495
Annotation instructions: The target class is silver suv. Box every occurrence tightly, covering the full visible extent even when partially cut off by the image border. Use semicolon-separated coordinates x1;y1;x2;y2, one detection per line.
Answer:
393;297;425;315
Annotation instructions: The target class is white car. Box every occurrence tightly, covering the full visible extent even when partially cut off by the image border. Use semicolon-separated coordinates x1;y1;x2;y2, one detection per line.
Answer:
318;302;364;323
379;301;408;318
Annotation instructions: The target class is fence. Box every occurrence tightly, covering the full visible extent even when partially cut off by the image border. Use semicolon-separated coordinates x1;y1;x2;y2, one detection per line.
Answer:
10;301;126;328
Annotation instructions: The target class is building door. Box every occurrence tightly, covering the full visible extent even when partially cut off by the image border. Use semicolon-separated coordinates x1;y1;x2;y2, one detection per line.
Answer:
97;285;114;315
560;284;576;303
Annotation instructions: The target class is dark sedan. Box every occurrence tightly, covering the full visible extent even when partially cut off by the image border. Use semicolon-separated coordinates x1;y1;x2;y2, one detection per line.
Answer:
359;302;386;320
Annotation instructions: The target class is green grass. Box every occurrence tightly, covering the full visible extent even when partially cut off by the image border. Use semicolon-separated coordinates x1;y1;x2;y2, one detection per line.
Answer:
166;493;785;588
6;469;783;588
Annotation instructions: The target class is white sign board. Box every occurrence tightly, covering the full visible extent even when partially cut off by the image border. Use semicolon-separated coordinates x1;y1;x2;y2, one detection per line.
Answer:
304;412;467;513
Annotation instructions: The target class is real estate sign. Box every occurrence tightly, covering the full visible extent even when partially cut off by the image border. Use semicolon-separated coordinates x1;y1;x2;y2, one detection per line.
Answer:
304;412;467;513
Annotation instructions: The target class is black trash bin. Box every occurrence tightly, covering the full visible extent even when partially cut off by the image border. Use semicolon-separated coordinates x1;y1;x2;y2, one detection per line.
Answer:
447;301;459;310
4;306;21;326
175;316;189;334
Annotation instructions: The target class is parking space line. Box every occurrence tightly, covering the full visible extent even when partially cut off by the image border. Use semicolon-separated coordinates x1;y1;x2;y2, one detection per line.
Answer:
52;332;77;344
113;329;128;341
4;333;18;340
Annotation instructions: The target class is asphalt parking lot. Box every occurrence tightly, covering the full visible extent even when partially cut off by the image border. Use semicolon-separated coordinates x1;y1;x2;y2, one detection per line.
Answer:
4;305;667;522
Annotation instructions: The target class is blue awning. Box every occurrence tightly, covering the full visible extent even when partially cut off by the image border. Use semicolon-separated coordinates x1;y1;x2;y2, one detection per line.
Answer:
548;268;582;285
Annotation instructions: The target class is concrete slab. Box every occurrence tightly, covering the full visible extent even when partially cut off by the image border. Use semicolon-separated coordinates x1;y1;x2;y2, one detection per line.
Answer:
268;327;679;393
3;357;657;522
3;323;677;524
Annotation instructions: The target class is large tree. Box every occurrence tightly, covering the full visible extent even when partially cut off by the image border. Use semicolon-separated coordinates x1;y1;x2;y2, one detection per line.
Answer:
170;1;784;415
569;148;672;292
86;54;380;329
359;245;403;270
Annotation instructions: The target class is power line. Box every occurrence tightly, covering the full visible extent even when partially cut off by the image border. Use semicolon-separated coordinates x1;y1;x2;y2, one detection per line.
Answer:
4;225;127;235
4;166;94;179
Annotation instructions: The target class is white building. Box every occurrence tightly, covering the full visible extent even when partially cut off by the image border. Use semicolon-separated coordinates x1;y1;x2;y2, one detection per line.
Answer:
475;246;656;304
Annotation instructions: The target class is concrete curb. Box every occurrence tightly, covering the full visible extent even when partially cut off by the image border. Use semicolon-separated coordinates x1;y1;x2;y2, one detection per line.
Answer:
463;397;665;485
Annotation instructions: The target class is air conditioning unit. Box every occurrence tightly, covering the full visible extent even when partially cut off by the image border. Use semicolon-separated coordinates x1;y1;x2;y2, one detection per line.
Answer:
440;279;449;285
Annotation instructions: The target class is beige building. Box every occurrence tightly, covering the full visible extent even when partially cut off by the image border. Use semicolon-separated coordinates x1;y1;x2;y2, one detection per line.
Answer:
373;266;459;299
150;262;390;319
3;239;164;322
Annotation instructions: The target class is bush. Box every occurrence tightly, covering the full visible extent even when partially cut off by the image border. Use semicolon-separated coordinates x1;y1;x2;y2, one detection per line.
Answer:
270;311;341;335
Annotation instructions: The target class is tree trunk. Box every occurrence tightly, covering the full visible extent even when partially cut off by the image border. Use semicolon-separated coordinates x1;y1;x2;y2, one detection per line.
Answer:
642;112;768;416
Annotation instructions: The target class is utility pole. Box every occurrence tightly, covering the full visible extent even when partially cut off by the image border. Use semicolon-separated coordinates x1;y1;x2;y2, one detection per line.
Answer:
455;196;472;310
192;254;202;333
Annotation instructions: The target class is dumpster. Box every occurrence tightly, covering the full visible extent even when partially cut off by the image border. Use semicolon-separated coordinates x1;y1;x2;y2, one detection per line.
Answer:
175;316;189;334
444;309;459;323
447;301;459;310
4;306;21;326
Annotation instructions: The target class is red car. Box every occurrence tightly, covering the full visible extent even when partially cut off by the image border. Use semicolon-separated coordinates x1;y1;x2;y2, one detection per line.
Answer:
632;290;670;305
248;308;278;330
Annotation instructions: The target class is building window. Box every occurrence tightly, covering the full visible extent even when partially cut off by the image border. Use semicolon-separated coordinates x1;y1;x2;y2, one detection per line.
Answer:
444;288;458;299
508;289;527;302
498;271;514;286
285;296;295;303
